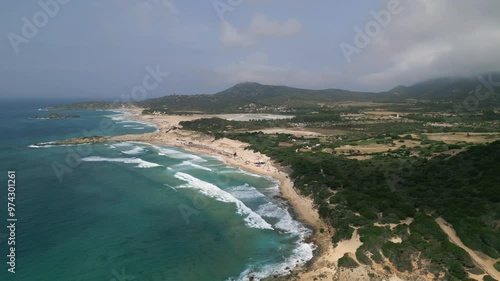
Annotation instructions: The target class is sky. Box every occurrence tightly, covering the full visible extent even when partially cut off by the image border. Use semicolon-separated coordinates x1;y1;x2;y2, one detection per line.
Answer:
1;0;499;100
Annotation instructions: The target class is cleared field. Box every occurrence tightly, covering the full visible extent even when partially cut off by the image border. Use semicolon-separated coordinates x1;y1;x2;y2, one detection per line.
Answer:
224;114;294;121
425;132;500;144
334;101;395;107
249;128;323;137
364;111;403;116
335;139;422;155
140;113;295;129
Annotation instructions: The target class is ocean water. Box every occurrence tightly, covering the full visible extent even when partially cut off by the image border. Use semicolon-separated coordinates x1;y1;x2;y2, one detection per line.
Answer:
0;100;313;281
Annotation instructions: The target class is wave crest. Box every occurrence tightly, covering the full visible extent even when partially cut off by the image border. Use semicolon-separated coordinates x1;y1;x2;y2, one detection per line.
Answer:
174;172;273;230
82;156;162;168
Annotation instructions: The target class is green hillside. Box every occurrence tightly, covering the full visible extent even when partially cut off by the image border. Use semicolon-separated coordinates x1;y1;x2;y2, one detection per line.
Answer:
138;82;391;113
50;73;500;113
386;73;500;103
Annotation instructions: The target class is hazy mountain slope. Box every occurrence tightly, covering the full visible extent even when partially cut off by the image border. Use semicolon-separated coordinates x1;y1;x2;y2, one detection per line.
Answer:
387;73;500;102
50;73;500;112
138;82;397;113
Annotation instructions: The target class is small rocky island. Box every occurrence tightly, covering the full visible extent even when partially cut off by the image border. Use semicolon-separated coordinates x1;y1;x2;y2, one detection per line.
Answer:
31;113;80;119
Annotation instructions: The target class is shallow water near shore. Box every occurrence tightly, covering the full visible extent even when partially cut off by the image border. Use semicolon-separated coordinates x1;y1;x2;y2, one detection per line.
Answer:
0;101;312;281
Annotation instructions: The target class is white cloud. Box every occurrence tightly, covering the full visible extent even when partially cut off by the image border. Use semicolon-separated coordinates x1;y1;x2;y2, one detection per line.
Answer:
355;0;500;88
162;0;180;14
359;43;454;85
220;14;303;47
127;0;180;23
201;52;339;88
220;21;254;47
248;14;303;37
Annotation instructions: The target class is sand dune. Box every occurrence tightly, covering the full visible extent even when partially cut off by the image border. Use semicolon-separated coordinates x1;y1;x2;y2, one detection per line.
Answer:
436;217;500;281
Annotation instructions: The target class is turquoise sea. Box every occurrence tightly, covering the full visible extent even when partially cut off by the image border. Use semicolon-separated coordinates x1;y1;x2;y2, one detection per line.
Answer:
0;100;313;281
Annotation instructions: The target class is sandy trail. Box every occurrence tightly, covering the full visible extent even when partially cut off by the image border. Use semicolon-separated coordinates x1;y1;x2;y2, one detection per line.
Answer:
436;217;500;280
331;229;363;263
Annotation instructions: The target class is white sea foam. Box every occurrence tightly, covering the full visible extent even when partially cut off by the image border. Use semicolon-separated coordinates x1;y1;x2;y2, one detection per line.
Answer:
115;119;140;124
218;168;265;178
110;115;125;121
128;120;153;127
108;112;158;130
28;142;88;148
164;184;177;192
113;142;134;147
28;142;56;148
234;198;315;280
29;144;54;148
150;144;206;162
174;172;273;230
226;184;267;201
259;183;282;198
174;161;212;171
121;146;144;155
82;156;162;168
256;202;311;237
236;210;314;281
236;241;314;281
107;110;126;114
123;124;138;128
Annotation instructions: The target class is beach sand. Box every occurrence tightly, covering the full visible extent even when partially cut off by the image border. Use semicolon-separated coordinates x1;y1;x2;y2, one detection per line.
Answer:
48;108;439;280
106;109;349;280
67;109;413;280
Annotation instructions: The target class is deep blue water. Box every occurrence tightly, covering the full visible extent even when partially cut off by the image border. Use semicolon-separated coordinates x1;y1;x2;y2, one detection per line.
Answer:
0;100;312;281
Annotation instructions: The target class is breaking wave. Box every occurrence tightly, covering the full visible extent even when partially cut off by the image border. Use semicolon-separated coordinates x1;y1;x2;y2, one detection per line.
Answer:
82;156;162;168
174;172;273;230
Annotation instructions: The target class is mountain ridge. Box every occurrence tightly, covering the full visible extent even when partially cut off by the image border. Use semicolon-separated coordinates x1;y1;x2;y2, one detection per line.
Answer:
49;72;500;112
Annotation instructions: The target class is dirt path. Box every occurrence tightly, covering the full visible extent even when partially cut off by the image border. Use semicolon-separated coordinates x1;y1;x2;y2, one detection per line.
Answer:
435;218;500;280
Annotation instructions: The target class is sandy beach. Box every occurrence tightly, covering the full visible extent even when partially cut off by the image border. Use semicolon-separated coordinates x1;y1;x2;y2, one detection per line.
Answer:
102;109;354;280
56;108;416;280
44;108;442;280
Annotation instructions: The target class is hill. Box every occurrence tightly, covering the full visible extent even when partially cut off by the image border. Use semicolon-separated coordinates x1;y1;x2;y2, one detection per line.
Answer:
49;72;500;112
138;82;393;113
386;73;500;102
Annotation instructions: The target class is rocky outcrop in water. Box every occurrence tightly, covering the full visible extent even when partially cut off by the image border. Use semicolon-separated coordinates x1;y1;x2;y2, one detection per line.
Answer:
31;113;80;119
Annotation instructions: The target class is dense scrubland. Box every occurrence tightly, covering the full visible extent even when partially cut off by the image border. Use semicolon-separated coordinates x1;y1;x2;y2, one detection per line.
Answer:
181;115;500;279
56;74;500;280
177;88;500;280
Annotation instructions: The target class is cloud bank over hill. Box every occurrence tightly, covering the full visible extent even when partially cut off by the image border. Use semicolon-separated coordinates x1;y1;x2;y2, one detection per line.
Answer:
1;0;499;98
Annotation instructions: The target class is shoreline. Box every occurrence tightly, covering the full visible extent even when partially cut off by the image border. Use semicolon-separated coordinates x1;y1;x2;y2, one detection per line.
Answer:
39;109;448;280
115;109;340;280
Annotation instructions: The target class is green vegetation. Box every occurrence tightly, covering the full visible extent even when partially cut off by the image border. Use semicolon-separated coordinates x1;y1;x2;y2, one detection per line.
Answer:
468;267;484;275
139;82;402;113
180;113;500;279
291;113;341;123
494;261;500;272
385;213;473;279
140;74;499;113
52;74;500;279
179;117;289;138
338;253;359;269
